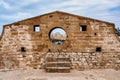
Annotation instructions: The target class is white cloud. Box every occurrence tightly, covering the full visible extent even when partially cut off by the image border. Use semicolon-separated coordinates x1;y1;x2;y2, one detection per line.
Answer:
15;0;41;8
0;0;12;9
51;0;120;11
0;12;33;21
0;0;41;10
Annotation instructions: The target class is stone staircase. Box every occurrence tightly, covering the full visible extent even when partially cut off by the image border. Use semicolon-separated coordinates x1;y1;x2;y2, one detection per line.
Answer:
45;52;71;73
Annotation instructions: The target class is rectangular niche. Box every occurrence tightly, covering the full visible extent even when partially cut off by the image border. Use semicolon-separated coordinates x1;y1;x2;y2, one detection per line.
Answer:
34;25;40;32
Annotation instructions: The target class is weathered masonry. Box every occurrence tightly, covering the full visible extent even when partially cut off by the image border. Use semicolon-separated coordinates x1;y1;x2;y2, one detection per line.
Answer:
0;11;120;72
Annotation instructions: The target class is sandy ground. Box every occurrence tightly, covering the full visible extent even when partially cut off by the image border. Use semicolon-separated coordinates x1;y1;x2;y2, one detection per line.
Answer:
0;69;120;80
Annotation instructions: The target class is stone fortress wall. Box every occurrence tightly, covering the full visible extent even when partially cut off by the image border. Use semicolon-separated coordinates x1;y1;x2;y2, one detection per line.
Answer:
0;11;120;70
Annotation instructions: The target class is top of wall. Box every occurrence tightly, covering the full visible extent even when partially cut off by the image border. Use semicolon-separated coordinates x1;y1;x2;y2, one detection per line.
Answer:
4;11;114;26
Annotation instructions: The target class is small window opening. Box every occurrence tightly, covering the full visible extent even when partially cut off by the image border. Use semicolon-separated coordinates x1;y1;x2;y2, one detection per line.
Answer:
34;25;40;32
80;25;87;31
95;33;97;35
49;15;53;18
96;47;102;52
48;49;51;52
21;47;26;52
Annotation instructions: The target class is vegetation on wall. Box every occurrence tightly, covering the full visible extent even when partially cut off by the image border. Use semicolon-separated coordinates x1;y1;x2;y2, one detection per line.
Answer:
115;28;120;36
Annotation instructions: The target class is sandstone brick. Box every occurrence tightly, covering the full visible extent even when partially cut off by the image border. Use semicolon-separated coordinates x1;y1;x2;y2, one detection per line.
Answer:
0;11;120;70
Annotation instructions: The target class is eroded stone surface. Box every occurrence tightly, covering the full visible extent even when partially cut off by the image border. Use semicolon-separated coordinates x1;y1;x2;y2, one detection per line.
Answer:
0;11;120;70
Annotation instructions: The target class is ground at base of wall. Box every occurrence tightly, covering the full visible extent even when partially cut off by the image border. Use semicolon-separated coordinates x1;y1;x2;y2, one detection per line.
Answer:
0;69;120;80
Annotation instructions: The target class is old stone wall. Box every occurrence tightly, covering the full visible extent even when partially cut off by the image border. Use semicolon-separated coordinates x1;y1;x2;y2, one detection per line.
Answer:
45;52;120;70
0;51;120;70
0;11;120;70
0;25;46;69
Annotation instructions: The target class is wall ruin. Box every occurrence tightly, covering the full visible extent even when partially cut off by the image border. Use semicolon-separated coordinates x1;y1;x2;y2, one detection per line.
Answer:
0;11;120;70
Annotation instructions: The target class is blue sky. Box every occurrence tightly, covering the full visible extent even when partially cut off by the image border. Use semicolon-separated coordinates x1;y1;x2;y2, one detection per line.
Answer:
0;0;120;34
50;28;66;36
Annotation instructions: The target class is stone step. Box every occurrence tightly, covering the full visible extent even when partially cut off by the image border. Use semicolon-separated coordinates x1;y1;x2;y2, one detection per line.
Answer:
45;53;71;73
46;61;70;64
45;63;70;67
46;67;70;69
45;68;70;73
46;58;70;62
